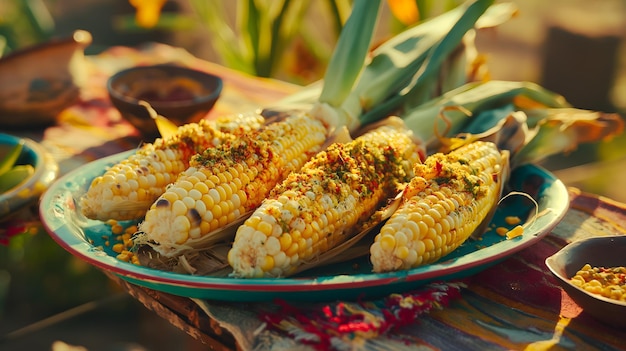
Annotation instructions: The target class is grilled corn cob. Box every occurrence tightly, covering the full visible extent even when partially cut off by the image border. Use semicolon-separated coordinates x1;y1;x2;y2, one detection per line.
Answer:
370;141;508;272
80;112;265;221
228;120;423;278
136;114;327;257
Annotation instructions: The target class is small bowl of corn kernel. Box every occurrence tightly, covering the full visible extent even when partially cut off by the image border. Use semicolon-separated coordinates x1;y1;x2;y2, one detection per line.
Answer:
545;235;626;329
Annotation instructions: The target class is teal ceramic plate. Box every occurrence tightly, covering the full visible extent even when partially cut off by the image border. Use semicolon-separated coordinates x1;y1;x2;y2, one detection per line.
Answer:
40;151;569;302
0;133;59;219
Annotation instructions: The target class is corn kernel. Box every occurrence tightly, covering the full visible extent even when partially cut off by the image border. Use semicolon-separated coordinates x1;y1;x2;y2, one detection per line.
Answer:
506;225;524;239
380;234;396;251
260;256;274;271
505;216;521;225
496;227;509;236
257;221;273;236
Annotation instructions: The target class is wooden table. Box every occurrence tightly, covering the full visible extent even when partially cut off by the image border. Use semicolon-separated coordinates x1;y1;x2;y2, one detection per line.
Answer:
8;44;626;350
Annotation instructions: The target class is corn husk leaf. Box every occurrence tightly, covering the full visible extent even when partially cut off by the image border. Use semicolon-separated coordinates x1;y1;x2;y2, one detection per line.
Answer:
307;0;513;133
409;81;625;167
356;0;501;128
138;100;179;139
512;109;625;166
317;0;381;108
136;242;232;277
400;80;570;150
441;110;529;155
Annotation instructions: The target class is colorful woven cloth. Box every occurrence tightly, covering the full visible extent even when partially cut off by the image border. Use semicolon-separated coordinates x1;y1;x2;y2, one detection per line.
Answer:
193;282;466;351
258;282;465;350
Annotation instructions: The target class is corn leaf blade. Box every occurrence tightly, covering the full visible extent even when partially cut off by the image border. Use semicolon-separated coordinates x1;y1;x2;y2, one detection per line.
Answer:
317;0;381;107
400;80;570;147
359;0;495;126
513;109;625;166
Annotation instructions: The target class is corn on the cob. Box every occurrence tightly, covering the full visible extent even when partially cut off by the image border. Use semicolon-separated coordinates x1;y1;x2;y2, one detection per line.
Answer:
370;141;508;272
79;112;265;221
136;114;327;257
227;120;423;278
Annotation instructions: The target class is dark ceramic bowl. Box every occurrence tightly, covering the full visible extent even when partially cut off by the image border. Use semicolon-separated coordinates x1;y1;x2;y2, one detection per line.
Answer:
107;64;223;138
0;133;59;219
545;235;626;329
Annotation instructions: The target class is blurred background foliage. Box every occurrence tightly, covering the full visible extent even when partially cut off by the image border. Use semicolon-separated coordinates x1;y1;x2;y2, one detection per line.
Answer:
0;0;469;84
117;0;468;84
0;0;55;57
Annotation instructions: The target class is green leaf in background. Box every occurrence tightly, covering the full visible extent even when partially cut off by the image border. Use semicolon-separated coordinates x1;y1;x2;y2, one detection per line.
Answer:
357;0;497;126
0;0;54;55
317;0;382;108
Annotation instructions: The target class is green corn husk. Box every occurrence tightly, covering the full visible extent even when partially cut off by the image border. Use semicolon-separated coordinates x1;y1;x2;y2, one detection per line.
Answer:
356;0;508;128
512;108;625;166
317;0;382;108
396;79;625;168
306;0;519;134
354;0;491;111
400;80;570;149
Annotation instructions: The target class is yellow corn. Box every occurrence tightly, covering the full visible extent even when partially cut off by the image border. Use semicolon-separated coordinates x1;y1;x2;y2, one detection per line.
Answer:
137;114;327;257
212;112;266;134
228;121;423;278
370;141;508;272
79;113;264;221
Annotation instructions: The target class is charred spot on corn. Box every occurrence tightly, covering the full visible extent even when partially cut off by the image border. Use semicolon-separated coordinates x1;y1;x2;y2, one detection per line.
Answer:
189;208;202;224
155;198;169;207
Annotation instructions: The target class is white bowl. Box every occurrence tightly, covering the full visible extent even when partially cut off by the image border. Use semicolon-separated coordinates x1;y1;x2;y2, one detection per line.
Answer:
545;235;626;329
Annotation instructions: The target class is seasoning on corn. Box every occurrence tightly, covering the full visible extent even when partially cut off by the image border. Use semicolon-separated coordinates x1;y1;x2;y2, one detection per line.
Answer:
570;264;626;302
79;112;265;221
370;141;508;272
228;119;423;278
136;114;328;258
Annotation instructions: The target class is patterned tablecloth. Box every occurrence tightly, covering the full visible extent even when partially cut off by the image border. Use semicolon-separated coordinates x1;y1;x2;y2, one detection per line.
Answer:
5;44;626;351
